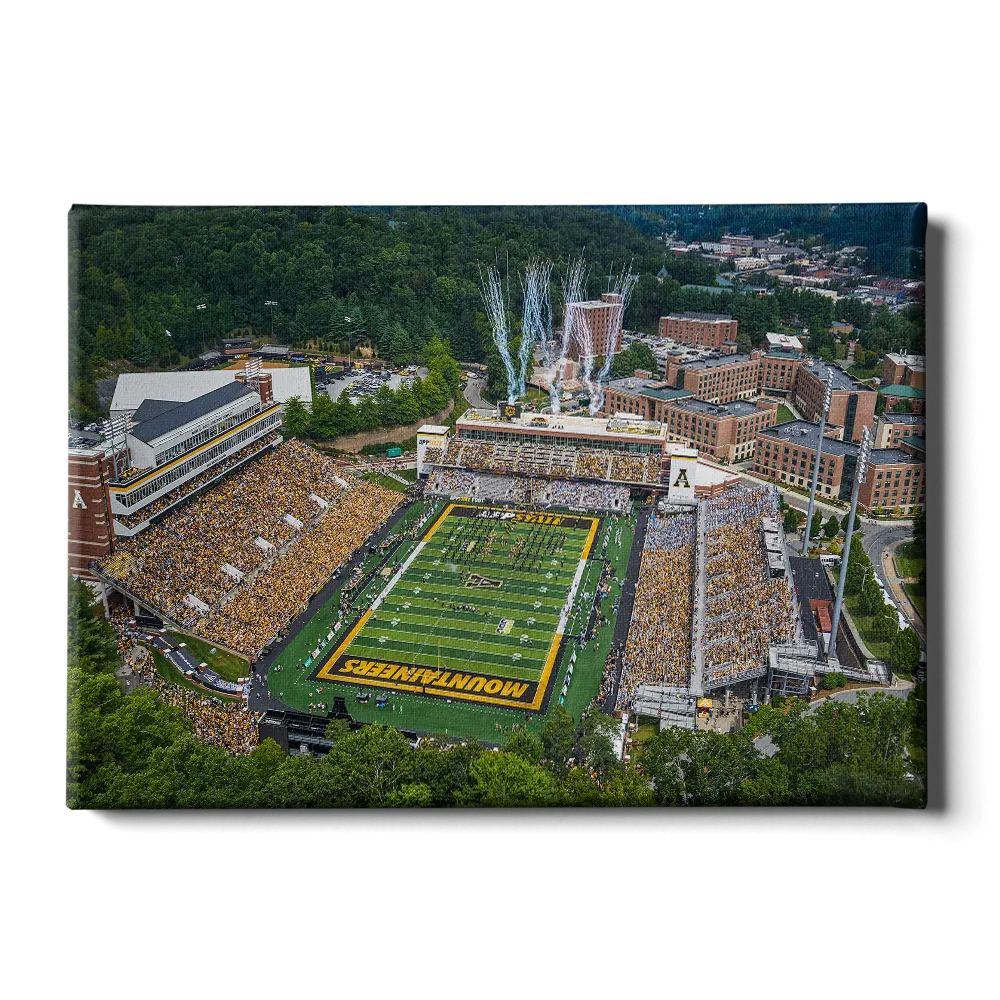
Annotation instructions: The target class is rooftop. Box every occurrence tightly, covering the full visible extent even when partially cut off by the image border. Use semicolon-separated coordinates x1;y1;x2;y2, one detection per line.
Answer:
879;384;924;398
759;420;858;457
675;352;755;371
666;398;766;418
799;357;870;392
880;412;925;425
457;408;666;442
666;311;733;323
111;368;313;413
885;353;925;368
130;381;260;445
765;349;803;361
868;448;924;467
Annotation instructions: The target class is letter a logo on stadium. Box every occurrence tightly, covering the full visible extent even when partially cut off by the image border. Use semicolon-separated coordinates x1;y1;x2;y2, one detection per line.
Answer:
672;468;690;489
72;490;88;509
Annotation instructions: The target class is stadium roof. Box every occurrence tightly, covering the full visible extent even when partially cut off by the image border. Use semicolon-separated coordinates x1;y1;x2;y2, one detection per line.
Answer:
879;384;924;398
111;368;313;413
759;420;858;456
130;382;259;445
131;398;181;424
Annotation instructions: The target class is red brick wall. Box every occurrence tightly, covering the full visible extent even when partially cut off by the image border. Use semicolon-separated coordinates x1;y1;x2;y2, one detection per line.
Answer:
68;451;114;580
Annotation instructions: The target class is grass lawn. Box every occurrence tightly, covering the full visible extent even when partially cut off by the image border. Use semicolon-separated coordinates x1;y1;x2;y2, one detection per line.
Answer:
775;404;797;425
268;501;638;743
165;631;248;682
145;645;241;700
904;583;926;621
396;467;418;482
844;595;894;662
894;542;925;580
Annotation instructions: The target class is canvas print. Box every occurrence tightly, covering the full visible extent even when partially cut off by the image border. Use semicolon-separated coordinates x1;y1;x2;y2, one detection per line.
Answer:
67;204;927;808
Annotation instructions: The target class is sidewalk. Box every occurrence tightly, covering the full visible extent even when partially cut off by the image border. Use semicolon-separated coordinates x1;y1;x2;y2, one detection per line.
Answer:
883;542;926;641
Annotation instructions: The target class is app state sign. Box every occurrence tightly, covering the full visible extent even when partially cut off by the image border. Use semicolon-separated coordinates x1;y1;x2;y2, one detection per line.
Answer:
667;452;697;504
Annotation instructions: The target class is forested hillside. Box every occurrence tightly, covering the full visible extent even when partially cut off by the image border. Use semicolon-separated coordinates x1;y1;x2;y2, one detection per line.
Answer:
68;204;925;421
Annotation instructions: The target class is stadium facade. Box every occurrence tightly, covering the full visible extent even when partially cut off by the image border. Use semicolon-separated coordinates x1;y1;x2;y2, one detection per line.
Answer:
68;369;283;577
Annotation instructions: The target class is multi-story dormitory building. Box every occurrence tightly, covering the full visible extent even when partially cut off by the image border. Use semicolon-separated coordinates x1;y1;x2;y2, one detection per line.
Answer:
753;420;925;513
657;312;739;350
661;349;876;443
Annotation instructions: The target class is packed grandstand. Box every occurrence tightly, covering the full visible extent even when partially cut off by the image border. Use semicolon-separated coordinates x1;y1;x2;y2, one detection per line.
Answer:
96;439;404;660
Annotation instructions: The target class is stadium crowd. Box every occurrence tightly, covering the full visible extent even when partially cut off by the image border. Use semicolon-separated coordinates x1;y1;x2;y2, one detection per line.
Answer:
115;433;281;527
108;609;260;755
702;487;795;686
194;479;403;658
617;512;696;711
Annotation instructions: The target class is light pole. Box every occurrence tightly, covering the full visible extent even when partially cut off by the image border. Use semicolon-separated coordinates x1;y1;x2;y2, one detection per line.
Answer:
196;303;207;354
803;372;833;558
265;300;278;340
828;425;873;660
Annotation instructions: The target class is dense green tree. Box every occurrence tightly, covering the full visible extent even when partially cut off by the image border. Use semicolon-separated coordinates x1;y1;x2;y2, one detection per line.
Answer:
502;731;545;765
823;515;840;539
456;752;560;807
540;704;576;769
888;627;921;675
282;395;309;436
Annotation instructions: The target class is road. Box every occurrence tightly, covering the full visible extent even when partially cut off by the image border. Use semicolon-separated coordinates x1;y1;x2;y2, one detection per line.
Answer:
462;375;489;410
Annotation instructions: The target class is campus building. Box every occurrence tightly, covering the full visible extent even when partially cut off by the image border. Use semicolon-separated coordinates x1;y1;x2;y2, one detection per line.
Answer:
881;352;925;390
601;375;693;422
658;397;778;463
565;293;626;360
873;412;926;449
753;420;859;501
753;419;925;512
664;351;762;404
879;383;925;414
657;312;738;350
793;358;877;443
858;449;926;513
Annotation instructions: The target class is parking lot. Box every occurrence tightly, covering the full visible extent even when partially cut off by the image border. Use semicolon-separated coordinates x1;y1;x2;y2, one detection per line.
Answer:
316;365;428;404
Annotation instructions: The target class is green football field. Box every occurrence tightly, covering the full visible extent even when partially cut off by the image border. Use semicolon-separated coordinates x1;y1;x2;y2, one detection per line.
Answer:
313;503;600;711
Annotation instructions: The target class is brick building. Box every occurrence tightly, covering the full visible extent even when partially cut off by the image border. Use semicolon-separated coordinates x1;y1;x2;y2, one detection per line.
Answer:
753;420;859;501
881;352;925;390
662;350;876;441
657;312;738;350
754;419;925;512
879;383;925;414
659;397;777;463
68;448;115;579
873;412;926;449
794;358;877;443
664;351;762;404
601;376;693;422
565;293;625;360
858;449;926;513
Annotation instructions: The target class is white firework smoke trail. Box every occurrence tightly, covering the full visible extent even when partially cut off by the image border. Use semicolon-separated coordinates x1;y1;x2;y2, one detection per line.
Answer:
589;262;640;415
479;264;519;403
551;254;590;412
519;259;554;399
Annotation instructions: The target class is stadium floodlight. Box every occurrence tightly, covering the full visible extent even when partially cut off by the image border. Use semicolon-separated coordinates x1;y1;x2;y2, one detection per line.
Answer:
264;299;278;338
195;303;208;352
827;425;873;660
803;372;834;558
